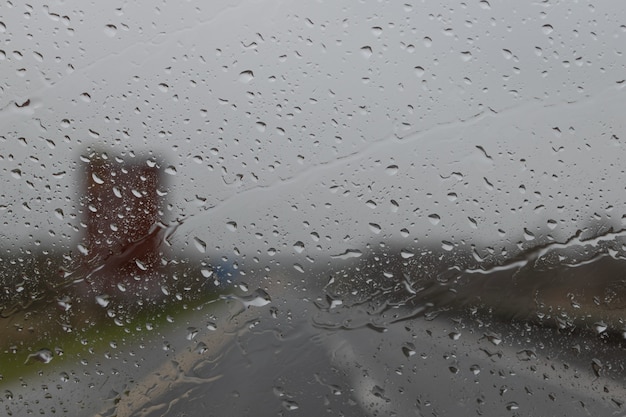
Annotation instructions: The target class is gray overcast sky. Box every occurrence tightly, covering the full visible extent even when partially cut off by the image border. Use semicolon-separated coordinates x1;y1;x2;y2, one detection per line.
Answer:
2;0;626;261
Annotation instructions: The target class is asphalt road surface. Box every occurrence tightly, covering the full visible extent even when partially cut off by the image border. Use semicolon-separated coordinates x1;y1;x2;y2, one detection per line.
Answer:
2;285;625;417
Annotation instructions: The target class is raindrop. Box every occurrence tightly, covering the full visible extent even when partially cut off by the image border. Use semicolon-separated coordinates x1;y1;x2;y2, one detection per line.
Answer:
460;51;472;62
25;348;53;364
523;228;535;241
441;241;454;251
282;400;299;411
158;83;169;93
104;24;117;37
0;22;5;33
400;249;414;259
591;358;602;377
484;332;502;346
368;223;381;234
542;24;554;35
448;331;461;340
402;343;416;358
385;165;399;175
91;173;104;184
293;241;305;253
365;200;377;209
331;249;363;259
547;219;557;230
95;295;110;307
479;0;491;9
10;169;21;179
414;66;425;77
371;26;382;37
223;288;272;308
226;221;238;232
593;321;608;334
238;70;254;83
255;121;266;132
186;327;199;340
360;46;373;59
506;402;519;411
428;214;440;225
516;349;537;361
423;37;432;47
164;165;177;175
193;237;207;254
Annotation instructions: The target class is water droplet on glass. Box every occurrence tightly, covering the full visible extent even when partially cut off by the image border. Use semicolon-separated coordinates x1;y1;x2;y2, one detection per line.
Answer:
293;241;305;253
460;51;472;62
282;400;299;411
402;343;416;358
428;214;441;225
10;169;21;179
331;249;362;259
516;349;537;361
593;321;608;334
542;24;554;35
369;223;381;234
186;327;199;340
54;208;64;220
238;70;254;83
360;46;373;59
92;173;104;184
523;228;535;241
255;121;266;132
104;24;117;37
414;66;425;77
371;26;382;37
385;165;399;175
95;294;110;307
484;332;502;346
506;402;520;411
25;348;53;364
193;237;207;253
164;165;177;175
441;241;454;251
158;83;169;93
226;221;238;232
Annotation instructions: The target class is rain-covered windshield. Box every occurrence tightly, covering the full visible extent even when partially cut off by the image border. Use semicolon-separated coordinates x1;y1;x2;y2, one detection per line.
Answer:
2;1;626;416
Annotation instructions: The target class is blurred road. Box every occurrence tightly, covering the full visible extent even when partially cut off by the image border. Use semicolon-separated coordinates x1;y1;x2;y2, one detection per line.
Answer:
2;281;625;417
